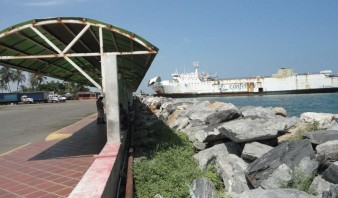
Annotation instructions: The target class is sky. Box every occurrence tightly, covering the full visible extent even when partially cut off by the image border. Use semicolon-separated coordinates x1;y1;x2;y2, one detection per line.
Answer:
1;0;338;93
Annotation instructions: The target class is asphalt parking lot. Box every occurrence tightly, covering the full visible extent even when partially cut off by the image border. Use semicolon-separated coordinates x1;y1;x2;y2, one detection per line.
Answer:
0;100;97;155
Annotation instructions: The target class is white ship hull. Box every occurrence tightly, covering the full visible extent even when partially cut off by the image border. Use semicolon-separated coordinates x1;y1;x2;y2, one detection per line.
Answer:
148;64;338;97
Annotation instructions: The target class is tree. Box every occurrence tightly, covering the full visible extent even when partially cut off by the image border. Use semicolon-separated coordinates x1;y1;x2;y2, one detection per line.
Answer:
37;80;66;94
19;84;28;92
13;69;26;92
0;66;15;92
64;82;90;94
0;80;7;93
28;72;47;91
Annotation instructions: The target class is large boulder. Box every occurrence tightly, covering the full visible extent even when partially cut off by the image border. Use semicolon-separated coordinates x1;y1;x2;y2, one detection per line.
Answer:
297;156;319;177
184;101;215;122
193;142;241;170
205;101;237;111
188;109;215;123
260;164;292;189
245;139;316;188
184;125;208;142
303;130;338;145
328;124;338;130
205;109;241;125
166;109;184;128
322;163;338;184
316;140;338;163
323;185;338;198
187;124;228;144
241;142;273;162
310;176;338;198
273;107;288;117
161;100;193;115
300;112;338;129
190;177;217;198
217;116;299;143
240;188;316;198
204;127;228;143
240;106;276;118
216;154;249;193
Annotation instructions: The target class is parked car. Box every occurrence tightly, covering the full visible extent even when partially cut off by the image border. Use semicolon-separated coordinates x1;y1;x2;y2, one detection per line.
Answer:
58;95;67;103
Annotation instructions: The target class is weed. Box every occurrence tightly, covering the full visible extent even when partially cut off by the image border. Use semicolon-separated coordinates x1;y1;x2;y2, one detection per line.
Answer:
287;121;319;141
281;168;316;195
133;119;226;197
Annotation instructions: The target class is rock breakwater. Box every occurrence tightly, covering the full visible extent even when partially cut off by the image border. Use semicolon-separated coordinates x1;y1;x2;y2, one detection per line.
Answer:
137;95;338;198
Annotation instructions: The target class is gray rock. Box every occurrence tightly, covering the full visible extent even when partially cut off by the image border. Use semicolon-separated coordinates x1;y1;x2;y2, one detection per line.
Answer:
240;106;276;118
188;110;215;122
316;140;338;163
216;154;249;193
206;101;237;111
322;163;338;184
303;130;338;145
328;124;338;130
260;164;292;189
163;101;191;115
190;177;217;198
189;119;206;127
274;107;288;117
193;129;209;143
240;188;316;198
245;139;316;188
217;116;299;143
323;185;338;198
189;125;228;143
300;112;338;129
205;109;241;125
154;194;164;198
310;176;338;198
296;156;319;177
193;142;242;170
185;125;208;142
193;142;207;151
241;142;273;162
176;117;190;130
204;127;228;143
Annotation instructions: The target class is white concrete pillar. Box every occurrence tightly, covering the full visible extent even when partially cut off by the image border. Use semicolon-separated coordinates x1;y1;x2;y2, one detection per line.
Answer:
101;53;120;143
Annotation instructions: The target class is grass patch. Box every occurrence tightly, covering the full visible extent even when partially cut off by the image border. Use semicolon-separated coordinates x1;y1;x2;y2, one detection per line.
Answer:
281;168;316;195
287;121;319;141
133;120;223;198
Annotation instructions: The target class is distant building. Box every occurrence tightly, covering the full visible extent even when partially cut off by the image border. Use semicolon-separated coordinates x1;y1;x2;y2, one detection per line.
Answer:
75;92;98;100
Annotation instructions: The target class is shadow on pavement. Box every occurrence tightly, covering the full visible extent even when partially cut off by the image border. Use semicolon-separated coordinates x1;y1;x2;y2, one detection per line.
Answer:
29;121;107;160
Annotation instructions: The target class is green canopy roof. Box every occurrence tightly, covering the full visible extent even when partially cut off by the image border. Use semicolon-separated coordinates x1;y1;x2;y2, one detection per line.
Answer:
0;17;158;91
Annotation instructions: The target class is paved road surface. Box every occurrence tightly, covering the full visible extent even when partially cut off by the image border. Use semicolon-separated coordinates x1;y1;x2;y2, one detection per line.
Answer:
0;100;97;154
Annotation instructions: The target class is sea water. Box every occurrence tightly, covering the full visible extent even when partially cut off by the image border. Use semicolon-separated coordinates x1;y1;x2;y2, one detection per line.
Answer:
196;92;338;117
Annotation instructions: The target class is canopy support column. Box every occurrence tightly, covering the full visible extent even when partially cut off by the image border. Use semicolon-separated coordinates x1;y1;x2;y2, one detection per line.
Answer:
102;53;120;143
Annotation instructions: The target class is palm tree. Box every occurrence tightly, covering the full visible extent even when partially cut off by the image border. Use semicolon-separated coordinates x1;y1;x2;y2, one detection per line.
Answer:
13;69;26;92
0;80;7;93
28;72;47;91
0;66;15;92
19;84;28;92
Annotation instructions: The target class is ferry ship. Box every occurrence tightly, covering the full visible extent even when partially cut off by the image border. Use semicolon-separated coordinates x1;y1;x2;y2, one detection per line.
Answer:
148;62;338;97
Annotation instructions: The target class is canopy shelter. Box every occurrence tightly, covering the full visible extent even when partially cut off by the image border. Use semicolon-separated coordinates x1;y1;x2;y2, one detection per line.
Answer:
0;17;159;143
0;17;158;91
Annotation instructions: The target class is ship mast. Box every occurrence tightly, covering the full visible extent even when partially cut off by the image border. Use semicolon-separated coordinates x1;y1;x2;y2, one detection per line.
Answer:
193;61;199;77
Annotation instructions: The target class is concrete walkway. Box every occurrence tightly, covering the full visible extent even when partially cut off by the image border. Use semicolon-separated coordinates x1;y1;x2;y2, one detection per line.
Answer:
0;113;106;198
